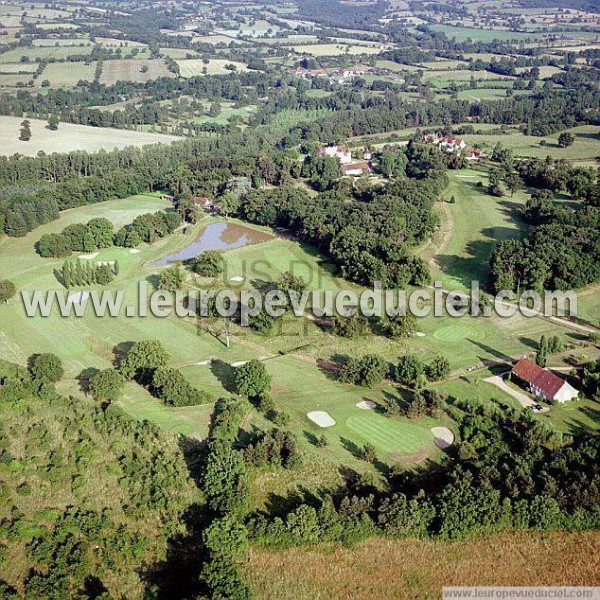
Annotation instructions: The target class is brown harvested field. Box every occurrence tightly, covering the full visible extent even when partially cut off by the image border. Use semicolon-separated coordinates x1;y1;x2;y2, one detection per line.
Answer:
247;531;600;599
99;58;175;85
0;115;182;156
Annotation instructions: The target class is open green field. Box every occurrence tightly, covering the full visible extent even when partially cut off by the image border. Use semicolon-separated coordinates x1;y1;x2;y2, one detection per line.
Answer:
176;58;249;77
460;125;600;164
457;88;530;101
99;58;175;85
0;45;93;63
430;24;548;42
424;69;514;87
284;43;382;56
427;169;528;291
36;61;96;87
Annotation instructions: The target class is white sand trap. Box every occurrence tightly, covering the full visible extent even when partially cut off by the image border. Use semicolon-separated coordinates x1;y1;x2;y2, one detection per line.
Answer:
412;332;426;337
67;290;90;305
356;400;377;410
129;248;141;254
78;252;98;260
197;360;211;366
230;276;244;282
431;427;454;449
231;360;248;367
96;260;115;266
307;411;336;428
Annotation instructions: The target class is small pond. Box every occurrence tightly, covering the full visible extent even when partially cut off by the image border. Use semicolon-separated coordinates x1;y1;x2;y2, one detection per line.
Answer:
153;222;272;267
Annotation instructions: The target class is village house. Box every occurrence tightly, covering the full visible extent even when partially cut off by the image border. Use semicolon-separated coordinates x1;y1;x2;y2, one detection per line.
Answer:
465;148;484;161
439;136;467;153
421;134;467;154
342;161;373;176
317;145;352;165
189;196;217;212
511;358;579;403
294;67;327;78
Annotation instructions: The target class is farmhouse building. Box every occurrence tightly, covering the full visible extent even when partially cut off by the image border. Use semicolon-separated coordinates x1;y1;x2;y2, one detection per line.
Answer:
439;136;466;153
342;161;372;176
511;358;579;403
317;145;352;165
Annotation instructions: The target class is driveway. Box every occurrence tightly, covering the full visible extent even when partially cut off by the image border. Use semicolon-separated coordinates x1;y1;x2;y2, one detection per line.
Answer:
483;375;549;412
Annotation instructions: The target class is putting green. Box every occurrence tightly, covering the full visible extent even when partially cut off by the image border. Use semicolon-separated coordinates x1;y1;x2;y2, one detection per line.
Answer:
432;323;482;343
345;413;431;455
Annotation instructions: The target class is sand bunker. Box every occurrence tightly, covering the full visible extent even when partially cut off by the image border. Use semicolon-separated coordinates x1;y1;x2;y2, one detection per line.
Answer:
230;276;244;282
129;248;141;254
67;290;90;305
307;411;336;428
356;400;377;410
231;360;248;367
78;252;98;260
431;427;454;449
96;260;115;266
412;332;426;337
196;360;211;366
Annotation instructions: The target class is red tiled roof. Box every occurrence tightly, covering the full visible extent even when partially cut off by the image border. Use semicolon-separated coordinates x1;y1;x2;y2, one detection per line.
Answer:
511;358;565;398
512;358;544;383
342;161;371;172
532;370;565;398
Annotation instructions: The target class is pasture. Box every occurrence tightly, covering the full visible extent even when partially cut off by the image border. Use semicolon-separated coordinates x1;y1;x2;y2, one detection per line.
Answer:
0;45;93;63
429;24;547;42
0;116;182;156
36;61;96;87
461;125;600;163
99;58;175;85
285;43;382;56
176;58;249;77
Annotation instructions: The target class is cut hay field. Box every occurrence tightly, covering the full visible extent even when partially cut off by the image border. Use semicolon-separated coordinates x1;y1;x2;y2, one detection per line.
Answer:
247;531;600;598
36;61;96;86
176;58;249;77
285;43;382;56
0;115;182;156
99;58;174;85
0;45;93;63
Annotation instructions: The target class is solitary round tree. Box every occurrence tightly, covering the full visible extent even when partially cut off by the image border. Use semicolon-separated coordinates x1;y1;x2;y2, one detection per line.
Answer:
19;119;32;142
89;368;125;403
0;279;16;304
235;359;271;400
30;353;64;383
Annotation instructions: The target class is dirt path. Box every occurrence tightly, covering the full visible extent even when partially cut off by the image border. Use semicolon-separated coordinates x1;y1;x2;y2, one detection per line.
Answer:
547;316;597;334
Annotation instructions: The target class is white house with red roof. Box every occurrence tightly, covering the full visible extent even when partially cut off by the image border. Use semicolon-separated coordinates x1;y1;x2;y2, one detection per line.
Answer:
317;145;352;165
511;358;579;403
